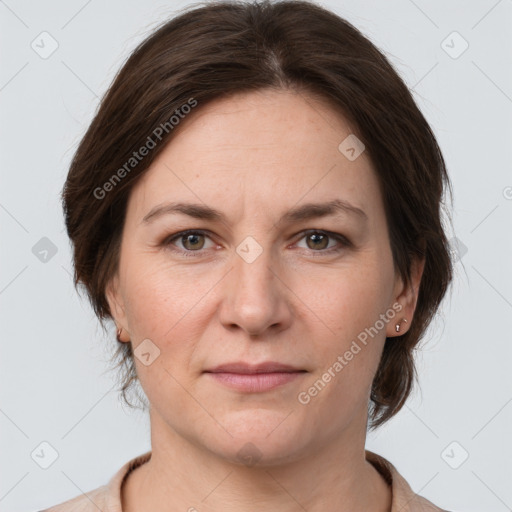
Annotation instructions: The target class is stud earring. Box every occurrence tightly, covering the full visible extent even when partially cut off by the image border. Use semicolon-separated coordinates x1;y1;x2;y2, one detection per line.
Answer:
116;326;123;342
395;318;408;333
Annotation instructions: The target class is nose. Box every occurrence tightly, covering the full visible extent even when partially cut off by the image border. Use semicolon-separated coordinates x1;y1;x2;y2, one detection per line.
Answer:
217;244;293;337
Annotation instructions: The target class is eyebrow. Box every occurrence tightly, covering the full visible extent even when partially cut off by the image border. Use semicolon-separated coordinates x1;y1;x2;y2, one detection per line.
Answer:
141;199;368;225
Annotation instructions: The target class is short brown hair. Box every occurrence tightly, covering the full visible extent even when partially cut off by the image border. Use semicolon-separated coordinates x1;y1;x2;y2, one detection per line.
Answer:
62;0;454;429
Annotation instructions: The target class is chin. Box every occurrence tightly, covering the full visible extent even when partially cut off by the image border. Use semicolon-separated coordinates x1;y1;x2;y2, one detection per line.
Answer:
204;411;312;467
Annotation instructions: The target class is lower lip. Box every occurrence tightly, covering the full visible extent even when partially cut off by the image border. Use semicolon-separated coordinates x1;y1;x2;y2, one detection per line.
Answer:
205;371;305;392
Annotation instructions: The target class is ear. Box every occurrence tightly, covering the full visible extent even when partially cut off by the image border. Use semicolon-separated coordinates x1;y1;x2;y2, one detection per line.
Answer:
386;255;425;337
105;273;130;342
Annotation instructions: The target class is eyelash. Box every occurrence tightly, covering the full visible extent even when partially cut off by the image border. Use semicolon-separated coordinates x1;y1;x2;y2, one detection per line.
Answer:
161;229;352;258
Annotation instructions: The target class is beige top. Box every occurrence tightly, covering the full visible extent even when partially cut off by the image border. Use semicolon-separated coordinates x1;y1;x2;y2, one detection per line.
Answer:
40;450;449;511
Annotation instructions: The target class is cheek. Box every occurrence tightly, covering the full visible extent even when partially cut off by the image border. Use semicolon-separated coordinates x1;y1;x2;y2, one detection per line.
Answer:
293;258;389;336
293;259;391;391
120;257;217;384
121;254;207;336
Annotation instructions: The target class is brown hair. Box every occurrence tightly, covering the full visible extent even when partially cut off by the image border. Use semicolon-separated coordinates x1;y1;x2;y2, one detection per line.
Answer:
62;0;454;429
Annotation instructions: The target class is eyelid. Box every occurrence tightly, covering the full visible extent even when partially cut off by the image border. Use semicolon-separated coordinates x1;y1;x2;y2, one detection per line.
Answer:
162;228;351;257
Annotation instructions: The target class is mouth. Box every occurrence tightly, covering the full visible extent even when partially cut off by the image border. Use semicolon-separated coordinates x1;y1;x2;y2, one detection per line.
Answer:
203;361;307;393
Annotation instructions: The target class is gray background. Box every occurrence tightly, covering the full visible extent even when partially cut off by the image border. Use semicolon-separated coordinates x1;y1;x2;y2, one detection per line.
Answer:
1;0;511;511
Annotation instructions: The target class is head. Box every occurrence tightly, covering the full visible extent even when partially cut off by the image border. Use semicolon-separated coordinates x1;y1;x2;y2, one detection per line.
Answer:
62;0;453;461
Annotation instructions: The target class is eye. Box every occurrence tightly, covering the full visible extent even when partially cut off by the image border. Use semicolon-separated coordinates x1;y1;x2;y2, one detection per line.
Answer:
163;229;216;256
294;230;351;254
162;229;351;258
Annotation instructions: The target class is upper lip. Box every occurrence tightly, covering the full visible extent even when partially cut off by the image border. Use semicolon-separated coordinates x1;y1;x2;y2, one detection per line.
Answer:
204;362;305;374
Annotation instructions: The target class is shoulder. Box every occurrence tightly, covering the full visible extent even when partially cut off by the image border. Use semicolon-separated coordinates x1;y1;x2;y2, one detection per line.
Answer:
365;449;451;512
36;451;152;512
38;484;109;512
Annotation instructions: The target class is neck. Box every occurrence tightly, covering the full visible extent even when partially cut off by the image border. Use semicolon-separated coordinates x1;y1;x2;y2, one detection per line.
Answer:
122;410;391;512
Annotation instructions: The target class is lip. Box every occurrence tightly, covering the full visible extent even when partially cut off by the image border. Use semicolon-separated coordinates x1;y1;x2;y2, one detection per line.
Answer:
205;372;305;392
204;361;304;374
204;361;306;393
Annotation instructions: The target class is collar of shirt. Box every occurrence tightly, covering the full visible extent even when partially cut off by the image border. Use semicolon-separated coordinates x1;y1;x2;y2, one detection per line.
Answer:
42;449;447;512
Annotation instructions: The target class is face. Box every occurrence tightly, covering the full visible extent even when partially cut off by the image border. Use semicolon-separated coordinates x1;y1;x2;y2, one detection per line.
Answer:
106;88;423;466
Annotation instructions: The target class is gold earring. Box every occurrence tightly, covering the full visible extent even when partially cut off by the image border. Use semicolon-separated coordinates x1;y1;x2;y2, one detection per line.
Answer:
395;318;408;333
116;327;123;342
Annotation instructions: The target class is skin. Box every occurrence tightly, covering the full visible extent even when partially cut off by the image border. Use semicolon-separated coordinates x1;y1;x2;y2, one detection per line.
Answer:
106;88;424;512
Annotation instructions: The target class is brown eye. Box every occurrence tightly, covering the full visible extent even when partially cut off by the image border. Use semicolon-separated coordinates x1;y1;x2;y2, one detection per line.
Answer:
163;230;216;256
305;232;329;250
181;232;205;250
295;230;351;255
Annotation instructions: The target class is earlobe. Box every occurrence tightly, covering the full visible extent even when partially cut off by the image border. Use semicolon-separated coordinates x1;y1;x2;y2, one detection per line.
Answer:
394;317;408;334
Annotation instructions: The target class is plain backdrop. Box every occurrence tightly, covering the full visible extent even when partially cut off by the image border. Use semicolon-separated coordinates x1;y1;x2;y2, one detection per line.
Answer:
1;1;511;511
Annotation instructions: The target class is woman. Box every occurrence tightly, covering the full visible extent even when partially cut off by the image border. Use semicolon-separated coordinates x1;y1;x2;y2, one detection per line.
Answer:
43;0;455;510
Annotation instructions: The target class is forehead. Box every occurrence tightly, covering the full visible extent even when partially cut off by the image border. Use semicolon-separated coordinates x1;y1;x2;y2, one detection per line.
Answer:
126;89;382;224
